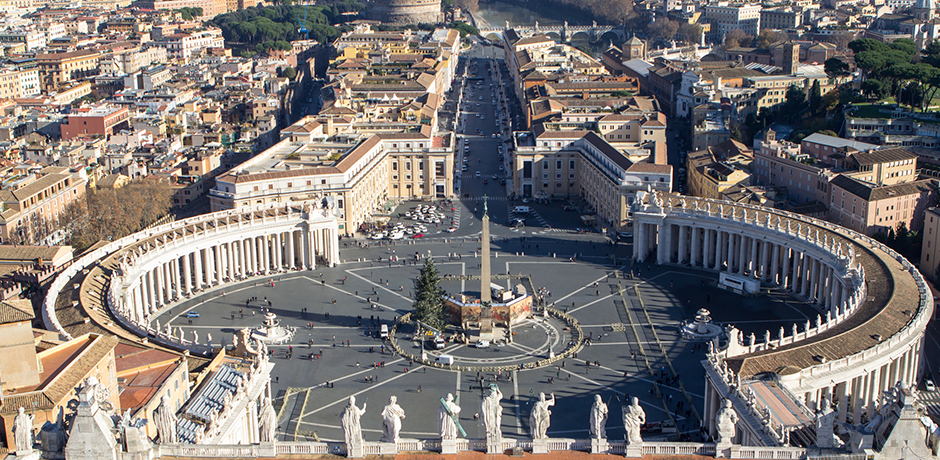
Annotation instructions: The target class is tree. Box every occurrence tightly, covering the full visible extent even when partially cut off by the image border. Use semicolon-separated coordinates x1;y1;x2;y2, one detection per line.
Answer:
824;58;850;83
66;178;173;251
756;29;787;49
650;18;679;42
809;80;822;113
676;22;702;45
784;84;806;115
283;66;296;79
723;29;753;49
413;258;445;330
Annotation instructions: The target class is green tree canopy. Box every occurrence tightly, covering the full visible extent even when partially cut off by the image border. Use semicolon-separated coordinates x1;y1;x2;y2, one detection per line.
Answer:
413;258;445;330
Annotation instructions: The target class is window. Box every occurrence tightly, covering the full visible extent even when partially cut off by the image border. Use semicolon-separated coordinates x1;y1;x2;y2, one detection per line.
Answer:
570;160;575;169
268;184;273;190
543;161;549;169
287;182;292;188
392;162;398;171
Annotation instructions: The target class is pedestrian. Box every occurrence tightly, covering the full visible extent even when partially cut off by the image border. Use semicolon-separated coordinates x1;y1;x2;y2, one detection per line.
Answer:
417;385;421;393
276;376;279;383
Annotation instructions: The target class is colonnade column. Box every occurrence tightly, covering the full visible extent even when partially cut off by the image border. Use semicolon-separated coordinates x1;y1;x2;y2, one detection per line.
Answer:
726;232;734;272
183;253;192;295
748;236;758;276
215;244;223;284
194;249;204;291
800;254;811;297
770;243;780;284
690;227;701;266
678;226;688;264
287;230;296;269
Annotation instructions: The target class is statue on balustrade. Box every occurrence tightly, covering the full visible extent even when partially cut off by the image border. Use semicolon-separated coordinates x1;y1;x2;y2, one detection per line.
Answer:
438;393;461;440
481;384;503;444
716;399;737;444
815;397;836;448
154;395;177;444
529;392;554;440
589;394;608;439
341;396;366;451
381;396;406;443
259;396;277;443
622;396;645;445
13;407;34;454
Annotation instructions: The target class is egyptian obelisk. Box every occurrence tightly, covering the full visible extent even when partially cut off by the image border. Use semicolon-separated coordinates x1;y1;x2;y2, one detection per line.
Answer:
479;196;493;340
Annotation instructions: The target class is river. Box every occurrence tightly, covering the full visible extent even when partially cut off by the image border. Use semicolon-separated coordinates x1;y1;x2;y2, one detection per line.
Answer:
472;1;619;54
474;1;567;29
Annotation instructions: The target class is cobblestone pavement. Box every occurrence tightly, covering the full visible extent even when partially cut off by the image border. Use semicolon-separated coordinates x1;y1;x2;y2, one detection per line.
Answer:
157;235;821;444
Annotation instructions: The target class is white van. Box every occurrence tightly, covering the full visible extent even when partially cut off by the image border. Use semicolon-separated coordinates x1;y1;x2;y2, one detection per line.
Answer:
435;355;454;365
512;206;530;214
380;324;389;339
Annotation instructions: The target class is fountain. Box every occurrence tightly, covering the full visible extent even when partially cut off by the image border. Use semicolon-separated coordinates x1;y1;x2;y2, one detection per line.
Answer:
681;308;722;340
250;311;294;344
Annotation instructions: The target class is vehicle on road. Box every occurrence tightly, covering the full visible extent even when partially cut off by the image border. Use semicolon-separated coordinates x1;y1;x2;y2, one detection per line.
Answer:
476;171;481;177
474;340;490;348
411;233;424;239
927;379;936;391
563;205;575;211
434;336;446;349
370;232;386;240
444;227;457;232
483;179;488;184
436;355;454;365
380;325;389;339
187;312;200;318
512;206;531;214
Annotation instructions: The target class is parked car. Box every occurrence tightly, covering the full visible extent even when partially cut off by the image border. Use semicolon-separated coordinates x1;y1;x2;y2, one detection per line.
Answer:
411;233;424;239
474;340;490;348
927;379;936;392
186;311;200;318
444;227;457;233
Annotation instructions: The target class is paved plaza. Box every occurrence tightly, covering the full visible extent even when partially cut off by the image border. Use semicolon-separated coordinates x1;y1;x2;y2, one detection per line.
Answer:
154;232;822;445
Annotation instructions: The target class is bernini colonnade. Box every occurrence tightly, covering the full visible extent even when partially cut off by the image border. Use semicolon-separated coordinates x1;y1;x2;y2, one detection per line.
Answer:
632;191;930;446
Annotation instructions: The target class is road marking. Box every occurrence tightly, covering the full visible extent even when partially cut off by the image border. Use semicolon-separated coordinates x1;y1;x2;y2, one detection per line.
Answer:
298;363;415;419
513;370;522;434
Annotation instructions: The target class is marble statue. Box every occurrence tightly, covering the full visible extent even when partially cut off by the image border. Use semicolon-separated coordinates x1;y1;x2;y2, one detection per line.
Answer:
815;397;836;448
154;395;177;444
259;396;277;443
622;397;645;445
529;392;555;439
589;395;608;439
13;407;34;454
341;396;366;451
481;384;503;443
716;399;737;444
381;396;406;443
439;393;461;440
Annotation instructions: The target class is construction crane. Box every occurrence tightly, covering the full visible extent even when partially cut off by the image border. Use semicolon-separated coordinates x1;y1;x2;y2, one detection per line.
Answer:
297;5;309;40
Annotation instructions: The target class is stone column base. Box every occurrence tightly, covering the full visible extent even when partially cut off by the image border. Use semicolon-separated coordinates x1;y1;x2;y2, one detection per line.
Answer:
441;438;458;454
591;438;609;454
624;444;643;458
715;442;732;458
486;440;502;454
379;441;398;455
347;444;364;458
532;438;548;454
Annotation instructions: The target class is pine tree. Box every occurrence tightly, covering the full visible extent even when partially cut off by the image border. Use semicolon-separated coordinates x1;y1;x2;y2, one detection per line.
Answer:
413;258;445;329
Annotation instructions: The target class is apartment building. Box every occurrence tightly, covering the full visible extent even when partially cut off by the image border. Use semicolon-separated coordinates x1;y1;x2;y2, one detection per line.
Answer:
0;67;39;99
210;122;454;234
511;129;672;231
845;147;918;186
828;174;938;235
61;105;130;139
0;166;87;245
151;29;225;61
760;8;803;30
0;29;45;51
134;0;228;18
704;3;762;39
800;132;878;160
919;206;940;279
36;49;99;92
686;149;751;200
